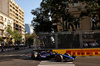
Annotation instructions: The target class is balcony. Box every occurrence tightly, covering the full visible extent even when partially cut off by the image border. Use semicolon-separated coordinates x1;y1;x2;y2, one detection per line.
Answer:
3;34;7;38
7;22;12;26
0;20;4;24
22;32;25;34
0;26;4;30
0;35;3;37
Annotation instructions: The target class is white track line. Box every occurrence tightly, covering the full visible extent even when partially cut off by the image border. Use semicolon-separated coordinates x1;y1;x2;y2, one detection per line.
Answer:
38;60;75;66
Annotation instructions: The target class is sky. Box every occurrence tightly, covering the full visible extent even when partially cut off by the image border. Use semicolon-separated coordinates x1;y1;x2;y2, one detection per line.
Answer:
14;0;42;25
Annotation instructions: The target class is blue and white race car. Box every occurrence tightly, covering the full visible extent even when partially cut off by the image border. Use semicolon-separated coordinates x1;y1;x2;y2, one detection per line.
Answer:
31;50;76;62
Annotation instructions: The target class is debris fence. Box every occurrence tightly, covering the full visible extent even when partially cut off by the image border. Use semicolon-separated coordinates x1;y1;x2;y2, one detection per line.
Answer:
34;31;100;49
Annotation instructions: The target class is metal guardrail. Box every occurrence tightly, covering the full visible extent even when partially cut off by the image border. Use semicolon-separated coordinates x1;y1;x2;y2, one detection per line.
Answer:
0;46;28;52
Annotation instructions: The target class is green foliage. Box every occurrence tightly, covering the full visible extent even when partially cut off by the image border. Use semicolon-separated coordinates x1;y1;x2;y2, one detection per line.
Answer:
0;37;3;41
31;0;100;32
5;25;13;45
25;33;36;46
79;0;100;17
12;30;22;43
32;0;80;32
5;26;22;44
5;25;13;37
31;7;52;33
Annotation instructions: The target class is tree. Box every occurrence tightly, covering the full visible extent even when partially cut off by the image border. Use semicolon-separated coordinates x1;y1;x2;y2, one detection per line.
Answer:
25;33;36;47
0;37;3;45
5;25;23;45
32;0;100;32
40;0;75;31
0;37;3;41
5;25;13;45
31;0;82;32
79;0;100;30
31;7;52;33
12;30;22;45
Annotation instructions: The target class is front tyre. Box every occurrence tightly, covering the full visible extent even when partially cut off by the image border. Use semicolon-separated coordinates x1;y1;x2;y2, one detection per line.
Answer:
31;51;38;60
65;58;74;62
72;55;76;59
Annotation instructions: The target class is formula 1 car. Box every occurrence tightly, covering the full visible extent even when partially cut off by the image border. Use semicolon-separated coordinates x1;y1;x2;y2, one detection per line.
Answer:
31;50;76;62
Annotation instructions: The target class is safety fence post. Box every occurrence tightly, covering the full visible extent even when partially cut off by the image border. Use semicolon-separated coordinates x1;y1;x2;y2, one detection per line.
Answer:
55;33;58;49
79;32;83;48
34;35;38;50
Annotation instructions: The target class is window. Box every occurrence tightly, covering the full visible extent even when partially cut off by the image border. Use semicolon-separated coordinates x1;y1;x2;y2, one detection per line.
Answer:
74;19;80;29
75;23;80;29
11;21;13;23
0;23;3;28
10;1;12;3
90;35;93;38
73;2;79;6
5;18;6;22
15;13;18;16
59;29;62;31
22;38;24;40
8;20;10;24
83;35;86;38
66;22;70;29
16;9;18;12
0;16;3;21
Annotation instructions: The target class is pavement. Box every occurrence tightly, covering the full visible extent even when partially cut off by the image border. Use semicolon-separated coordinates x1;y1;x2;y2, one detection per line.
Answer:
38;61;75;66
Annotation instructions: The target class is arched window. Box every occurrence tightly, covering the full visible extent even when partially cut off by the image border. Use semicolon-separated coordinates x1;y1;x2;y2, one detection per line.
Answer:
0;16;3;21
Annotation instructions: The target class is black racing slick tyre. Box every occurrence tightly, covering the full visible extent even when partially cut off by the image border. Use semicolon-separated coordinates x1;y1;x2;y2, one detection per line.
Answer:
55;55;63;62
31;52;38;60
31;53;35;60
72;55;76;59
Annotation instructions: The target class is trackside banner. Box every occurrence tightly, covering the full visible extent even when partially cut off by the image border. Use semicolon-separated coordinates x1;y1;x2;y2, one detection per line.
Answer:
53;48;100;56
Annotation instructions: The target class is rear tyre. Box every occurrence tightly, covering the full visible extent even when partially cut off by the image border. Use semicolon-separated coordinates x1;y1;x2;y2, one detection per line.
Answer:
55;55;63;62
31;53;35;60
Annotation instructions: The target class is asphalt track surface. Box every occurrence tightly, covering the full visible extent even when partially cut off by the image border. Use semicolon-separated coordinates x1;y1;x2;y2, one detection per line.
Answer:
38;56;100;66
0;48;100;66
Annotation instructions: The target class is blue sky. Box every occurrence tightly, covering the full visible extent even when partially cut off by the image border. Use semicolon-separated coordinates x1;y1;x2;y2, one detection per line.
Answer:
14;0;42;24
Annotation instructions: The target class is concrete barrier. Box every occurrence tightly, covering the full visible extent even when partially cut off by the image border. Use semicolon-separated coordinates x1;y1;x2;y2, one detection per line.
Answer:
53;48;100;56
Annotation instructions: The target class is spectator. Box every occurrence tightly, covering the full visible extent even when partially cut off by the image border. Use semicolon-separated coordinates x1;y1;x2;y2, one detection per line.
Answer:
90;41;97;48
38;46;41;50
83;42;88;48
94;41;99;47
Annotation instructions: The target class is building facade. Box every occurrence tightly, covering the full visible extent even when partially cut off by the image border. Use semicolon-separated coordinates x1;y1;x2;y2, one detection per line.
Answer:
52;1;100;44
0;0;25;44
52;1;100;32
0;12;13;46
25;24;34;34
